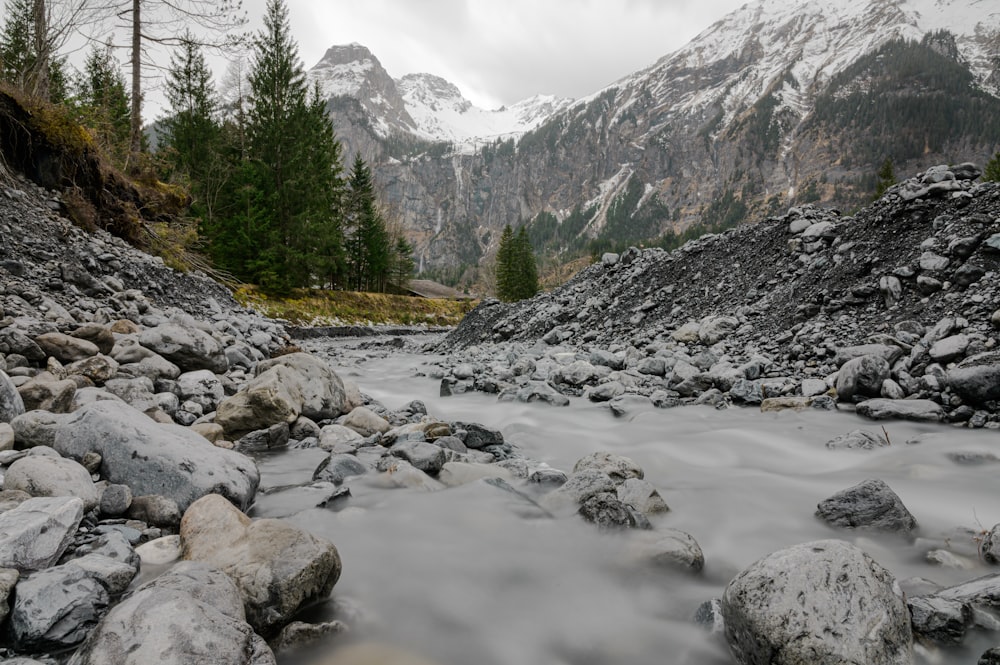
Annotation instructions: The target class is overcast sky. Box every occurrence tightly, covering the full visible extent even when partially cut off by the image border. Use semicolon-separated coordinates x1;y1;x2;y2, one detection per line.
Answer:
267;0;750;109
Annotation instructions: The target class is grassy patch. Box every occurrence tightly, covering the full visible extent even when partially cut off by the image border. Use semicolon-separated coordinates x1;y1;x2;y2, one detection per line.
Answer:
233;285;478;327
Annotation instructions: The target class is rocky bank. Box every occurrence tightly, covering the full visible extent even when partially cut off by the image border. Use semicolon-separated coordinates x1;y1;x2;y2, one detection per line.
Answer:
2;164;1000;665
437;163;1000;429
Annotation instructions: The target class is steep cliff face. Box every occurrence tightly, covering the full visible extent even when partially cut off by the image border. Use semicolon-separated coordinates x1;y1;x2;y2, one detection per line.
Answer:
309;0;1000;273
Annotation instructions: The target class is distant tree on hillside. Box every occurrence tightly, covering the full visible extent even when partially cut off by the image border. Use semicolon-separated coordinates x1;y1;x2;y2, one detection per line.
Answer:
875;157;896;198
984;151;1000;182
495;224;539;302
345;152;390;292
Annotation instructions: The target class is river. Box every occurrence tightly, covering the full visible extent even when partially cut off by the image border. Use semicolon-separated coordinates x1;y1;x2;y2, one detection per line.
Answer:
253;335;1000;665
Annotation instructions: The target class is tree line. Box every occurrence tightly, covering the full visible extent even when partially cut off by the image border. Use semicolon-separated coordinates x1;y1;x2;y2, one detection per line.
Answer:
0;0;414;294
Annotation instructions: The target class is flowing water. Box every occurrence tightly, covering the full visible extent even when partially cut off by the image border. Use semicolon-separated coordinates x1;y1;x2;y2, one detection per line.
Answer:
254;337;1000;665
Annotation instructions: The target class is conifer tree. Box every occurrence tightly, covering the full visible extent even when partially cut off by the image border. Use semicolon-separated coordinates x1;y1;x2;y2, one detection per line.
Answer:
984;151;1000;182
242;0;343;291
494;224;515;301
0;0;34;89
514;226;539;300
345;152;390;292
391;235;414;290
75;41;131;162
161;33;220;218
875;157;896;198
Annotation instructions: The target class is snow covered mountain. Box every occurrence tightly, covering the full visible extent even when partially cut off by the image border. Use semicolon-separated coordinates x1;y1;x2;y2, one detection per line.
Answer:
307;0;1000;273
307;43;572;146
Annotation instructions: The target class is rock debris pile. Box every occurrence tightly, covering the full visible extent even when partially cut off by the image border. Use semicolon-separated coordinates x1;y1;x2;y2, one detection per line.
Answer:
437;163;1000;427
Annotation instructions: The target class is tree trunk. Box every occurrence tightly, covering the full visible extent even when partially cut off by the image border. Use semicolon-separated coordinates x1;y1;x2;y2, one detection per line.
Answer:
31;0;49;100
129;0;142;167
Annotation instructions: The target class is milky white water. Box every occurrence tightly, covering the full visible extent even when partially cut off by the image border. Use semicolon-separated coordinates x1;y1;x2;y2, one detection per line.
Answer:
254;338;1000;665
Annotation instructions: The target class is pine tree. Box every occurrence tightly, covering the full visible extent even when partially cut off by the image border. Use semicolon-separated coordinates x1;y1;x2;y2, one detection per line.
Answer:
243;0;343;291
74;41;131;163
345;152;390;292
161;33;220;220
513;226;539;300
875;156;896;198
391;236;414;290
0;0;34;89
494;224;515;301
984;151;1000;182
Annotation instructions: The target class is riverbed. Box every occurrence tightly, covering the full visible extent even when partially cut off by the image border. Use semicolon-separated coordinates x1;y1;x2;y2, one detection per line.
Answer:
256;336;1000;665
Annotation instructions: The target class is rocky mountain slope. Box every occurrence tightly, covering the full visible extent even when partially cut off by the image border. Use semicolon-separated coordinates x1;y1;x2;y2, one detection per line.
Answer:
314;0;1000;274
434;163;1000;427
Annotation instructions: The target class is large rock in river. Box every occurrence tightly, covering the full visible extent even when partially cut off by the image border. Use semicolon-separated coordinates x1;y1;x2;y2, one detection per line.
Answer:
215;353;349;435
68;561;275;665
180;494;341;636
721;539;912;665
53;401;259;511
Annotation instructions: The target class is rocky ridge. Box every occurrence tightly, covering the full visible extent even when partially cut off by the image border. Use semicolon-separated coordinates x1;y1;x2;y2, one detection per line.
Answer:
436;164;1000;427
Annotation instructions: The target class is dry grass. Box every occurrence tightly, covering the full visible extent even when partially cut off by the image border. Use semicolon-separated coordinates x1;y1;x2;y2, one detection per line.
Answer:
234;285;478;327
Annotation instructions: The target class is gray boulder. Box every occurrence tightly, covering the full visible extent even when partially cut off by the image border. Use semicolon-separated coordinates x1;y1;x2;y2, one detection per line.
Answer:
948;352;1000;406
834;344;904;367
856;398;944;422
17;374;76;413
616;477;669;514
825;429;889;450
215;365;304;434
455;422;504;449
341;406;390;437
721;539;912;665
815;478;917;532
836;355;890;402
176;369;226;412
572;451;644;482
9;564;109;651
67;561;275;665
0;370;25;422
0;496;84;571
312;453;370;485
254;352;349;421
34;332;99;363
553;360;600;387
390;440;446;474
180;494;341;636
53;401;259;511
65;354;119;386
138;323;228;373
907;595;973;645
629;528;704;572
699;315;739;345
3;455;100;511
9;410;68;448
0;567;17;624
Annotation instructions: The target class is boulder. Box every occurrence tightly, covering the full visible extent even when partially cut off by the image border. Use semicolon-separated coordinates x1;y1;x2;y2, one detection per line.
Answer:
454;422;504;449
835;355;890;402
138;323;228;373
10;410;69;448
815;478;917;532
9;564;109;651
52;401;259;511
0;496;84;571
67;561;275;665
856;398;944;422
616;477;669;514
390;440;446;474
553;360;599;387
180;494;341;636
907;595;973;645
33;332;99;363
3;455;100;511
215;366;305;434
0;370;26;422
628;528;704;572
825;429;889;450
948;352;1000;406
721;539;912;665
699;315;739;345
572;451;644;482
254;353;349;421
313;453;370;485
65;354;119;386
17;375;76;413
834;344;904;367
318;424;364;451
341;406;390;437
